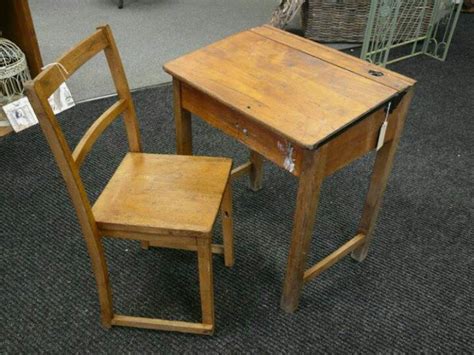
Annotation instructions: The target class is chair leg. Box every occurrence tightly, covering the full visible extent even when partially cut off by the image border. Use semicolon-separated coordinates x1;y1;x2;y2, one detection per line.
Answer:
140;241;150;250
86;237;114;328
220;182;234;267
249;150;264;191
104;236;215;335
197;238;214;332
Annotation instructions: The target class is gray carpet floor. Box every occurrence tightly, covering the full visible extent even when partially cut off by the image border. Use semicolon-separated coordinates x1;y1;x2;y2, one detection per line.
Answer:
30;0;279;102
2;15;473;353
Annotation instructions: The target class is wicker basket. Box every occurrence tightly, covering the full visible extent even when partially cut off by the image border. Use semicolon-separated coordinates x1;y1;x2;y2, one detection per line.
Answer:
302;0;434;43
302;0;371;42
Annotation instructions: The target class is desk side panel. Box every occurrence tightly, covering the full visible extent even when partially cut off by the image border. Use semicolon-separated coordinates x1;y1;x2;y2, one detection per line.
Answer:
324;107;397;176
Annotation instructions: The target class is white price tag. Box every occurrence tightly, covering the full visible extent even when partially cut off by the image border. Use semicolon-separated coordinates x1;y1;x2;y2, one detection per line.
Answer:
48;82;75;114
377;102;392;151
376;120;388;151
2;97;39;133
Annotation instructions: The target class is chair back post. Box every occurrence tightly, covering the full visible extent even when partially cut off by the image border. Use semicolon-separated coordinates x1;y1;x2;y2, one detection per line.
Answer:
25;81;114;325
99;25;142;153
25;82;96;235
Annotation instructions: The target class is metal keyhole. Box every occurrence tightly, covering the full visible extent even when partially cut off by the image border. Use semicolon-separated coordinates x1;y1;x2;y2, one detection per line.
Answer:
369;70;384;77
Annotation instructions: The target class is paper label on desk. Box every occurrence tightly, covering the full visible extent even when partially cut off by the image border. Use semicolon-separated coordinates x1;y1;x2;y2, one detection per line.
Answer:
48;83;75;114
376;120;388;151
2;97;39;133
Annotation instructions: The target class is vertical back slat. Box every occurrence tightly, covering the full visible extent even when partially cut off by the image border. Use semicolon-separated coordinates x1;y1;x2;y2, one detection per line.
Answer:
99;25;142;152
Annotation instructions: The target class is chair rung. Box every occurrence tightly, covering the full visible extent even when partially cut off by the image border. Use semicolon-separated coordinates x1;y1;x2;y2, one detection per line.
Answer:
210;244;225;254
111;315;213;335
303;233;366;283
231;161;252;179
147;240;225;254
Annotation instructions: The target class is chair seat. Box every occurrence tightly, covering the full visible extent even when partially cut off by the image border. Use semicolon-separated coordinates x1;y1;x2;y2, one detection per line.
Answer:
93;152;232;237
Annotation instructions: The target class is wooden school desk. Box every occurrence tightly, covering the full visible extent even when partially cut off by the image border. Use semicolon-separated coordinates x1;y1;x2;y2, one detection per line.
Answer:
164;25;416;313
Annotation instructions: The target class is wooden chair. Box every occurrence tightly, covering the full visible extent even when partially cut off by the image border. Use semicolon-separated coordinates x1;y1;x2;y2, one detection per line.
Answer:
24;25;234;335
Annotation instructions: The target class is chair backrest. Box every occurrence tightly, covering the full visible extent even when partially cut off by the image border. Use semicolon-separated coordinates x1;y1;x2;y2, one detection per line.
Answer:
24;25;142;244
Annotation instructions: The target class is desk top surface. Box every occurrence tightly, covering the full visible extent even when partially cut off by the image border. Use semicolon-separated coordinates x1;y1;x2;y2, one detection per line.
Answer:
164;25;415;148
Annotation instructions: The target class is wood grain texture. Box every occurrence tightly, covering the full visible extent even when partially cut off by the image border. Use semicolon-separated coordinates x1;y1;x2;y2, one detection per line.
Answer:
352;88;415;262
146;240;225;254
111;315;213;335
25;26;235;334
197;238;215;330
0;126;14;137
220;182;234;267
25;79;114;328
100;25;142;153
72;99;127;166
181;83;303;176
252;26;416;91
231;161;252;178
93;153;232;236
173;79;193;155
32;29;108;98
249;150;264;191
303;233;366;283
280;146;327;313
100;229;198;244
166;26;415;314
324;106;396;176
164;28;400;149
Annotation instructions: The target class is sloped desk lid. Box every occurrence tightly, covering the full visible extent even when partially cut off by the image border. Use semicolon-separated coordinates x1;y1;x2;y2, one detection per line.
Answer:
164;25;415;149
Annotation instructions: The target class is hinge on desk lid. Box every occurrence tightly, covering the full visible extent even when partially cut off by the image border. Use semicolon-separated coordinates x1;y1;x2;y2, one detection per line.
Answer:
384;91;406;114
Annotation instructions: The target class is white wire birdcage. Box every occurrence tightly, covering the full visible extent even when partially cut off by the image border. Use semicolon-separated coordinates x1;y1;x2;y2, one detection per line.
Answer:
0;36;32;105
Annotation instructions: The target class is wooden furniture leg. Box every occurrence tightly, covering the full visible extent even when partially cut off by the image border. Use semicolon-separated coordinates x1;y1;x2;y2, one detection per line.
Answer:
220;182;234;267
197;238;215;332
249;150;264;191
173;79;193;155
280;146;327;313
89;237;114;327
352;89;414;262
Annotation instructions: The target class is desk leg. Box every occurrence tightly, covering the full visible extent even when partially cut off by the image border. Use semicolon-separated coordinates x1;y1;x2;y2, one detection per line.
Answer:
280;147;327;313
352;89;414;262
173;79;193;155
249;150;264;191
